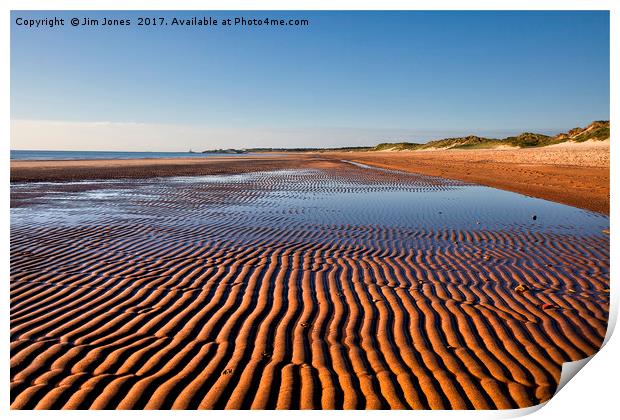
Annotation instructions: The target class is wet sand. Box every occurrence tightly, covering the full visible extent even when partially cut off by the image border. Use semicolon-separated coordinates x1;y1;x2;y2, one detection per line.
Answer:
10;157;609;409
325;140;610;215
10;155;329;183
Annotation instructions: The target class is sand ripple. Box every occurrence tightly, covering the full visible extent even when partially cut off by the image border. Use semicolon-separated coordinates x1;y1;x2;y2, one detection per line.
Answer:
10;161;609;409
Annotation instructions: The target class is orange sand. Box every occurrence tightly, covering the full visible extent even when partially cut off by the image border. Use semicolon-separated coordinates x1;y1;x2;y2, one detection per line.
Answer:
324;140;609;214
10;157;609;409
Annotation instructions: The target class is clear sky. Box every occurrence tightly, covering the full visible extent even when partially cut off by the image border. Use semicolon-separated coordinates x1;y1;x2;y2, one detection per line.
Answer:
11;11;609;151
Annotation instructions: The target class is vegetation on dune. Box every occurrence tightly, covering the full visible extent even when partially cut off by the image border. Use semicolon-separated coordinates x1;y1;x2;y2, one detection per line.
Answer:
374;142;423;151
425;136;500;150
569;121;610;142
503;133;561;148
575;125;610;142
373;120;610;151
453;140;504;149
201;120;609;153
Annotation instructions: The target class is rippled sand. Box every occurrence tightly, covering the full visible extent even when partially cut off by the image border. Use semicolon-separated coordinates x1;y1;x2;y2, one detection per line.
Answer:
326;141;610;214
10;159;609;409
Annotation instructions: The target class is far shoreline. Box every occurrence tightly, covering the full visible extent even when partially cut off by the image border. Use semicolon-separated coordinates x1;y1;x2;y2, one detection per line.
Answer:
10;141;610;215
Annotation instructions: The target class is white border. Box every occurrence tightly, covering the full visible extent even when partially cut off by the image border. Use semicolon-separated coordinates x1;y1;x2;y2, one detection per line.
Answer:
0;0;616;11
2;1;617;418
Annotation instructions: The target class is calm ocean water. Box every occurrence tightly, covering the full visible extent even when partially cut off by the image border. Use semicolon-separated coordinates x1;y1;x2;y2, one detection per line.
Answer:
10;150;245;161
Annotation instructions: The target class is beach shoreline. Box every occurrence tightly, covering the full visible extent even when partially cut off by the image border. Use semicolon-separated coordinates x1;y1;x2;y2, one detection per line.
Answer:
10;156;609;409
11;141;610;214
324;140;609;214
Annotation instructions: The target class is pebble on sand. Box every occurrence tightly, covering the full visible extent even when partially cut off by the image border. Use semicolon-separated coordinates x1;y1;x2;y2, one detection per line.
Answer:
514;284;529;294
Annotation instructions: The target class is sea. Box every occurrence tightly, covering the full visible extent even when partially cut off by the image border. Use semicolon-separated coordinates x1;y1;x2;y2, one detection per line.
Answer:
10;150;247;161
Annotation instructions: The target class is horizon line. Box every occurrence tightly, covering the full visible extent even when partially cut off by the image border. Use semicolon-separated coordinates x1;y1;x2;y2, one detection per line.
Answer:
10;118;609;154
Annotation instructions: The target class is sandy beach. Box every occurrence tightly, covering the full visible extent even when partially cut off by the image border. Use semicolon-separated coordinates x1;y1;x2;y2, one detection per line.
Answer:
8;5;612;413
325;140;610;215
10;156;326;183
10;152;609;409
11;142;609;215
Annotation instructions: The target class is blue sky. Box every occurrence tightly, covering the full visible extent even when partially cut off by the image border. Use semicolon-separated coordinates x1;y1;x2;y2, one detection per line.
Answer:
11;11;609;150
